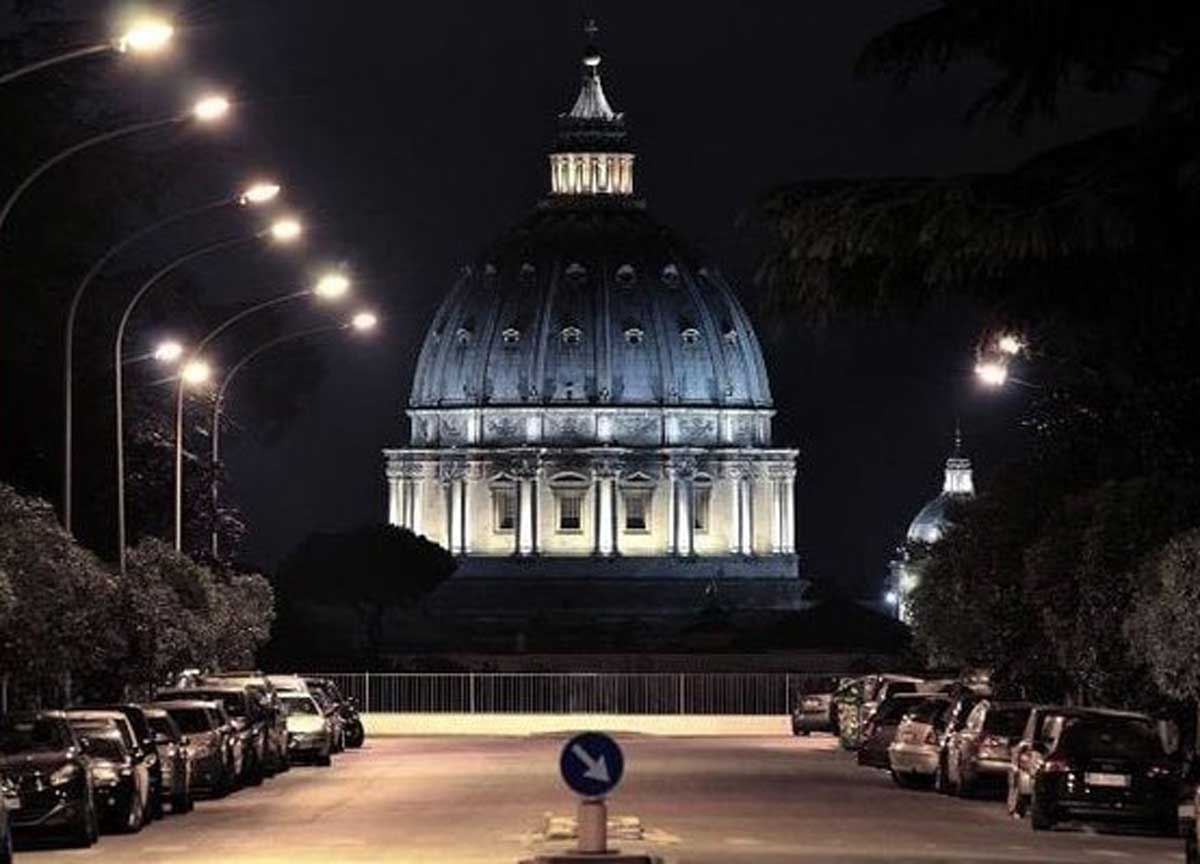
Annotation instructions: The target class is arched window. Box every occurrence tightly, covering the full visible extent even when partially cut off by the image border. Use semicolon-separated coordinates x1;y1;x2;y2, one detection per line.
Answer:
501;327;521;345
561;326;583;346
624;327;644;346
681;327;701;346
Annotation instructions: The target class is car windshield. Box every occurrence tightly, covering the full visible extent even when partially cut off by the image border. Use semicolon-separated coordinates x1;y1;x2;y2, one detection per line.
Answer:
283;697;319;716
983;708;1031;738
0;718;69;754
1058;719;1164;760
165;709;212;735
188;692;246;718
84;733;126;762
148;717;175;739
874;698;920;723
908;699;950;724
885;682;918;697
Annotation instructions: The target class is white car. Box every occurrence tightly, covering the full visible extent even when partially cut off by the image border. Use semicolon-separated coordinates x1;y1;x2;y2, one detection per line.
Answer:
280;694;332;767
267;675;310;694
888;696;952;788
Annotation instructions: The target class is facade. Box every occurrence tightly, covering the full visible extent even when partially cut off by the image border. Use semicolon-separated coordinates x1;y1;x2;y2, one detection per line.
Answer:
890;429;975;623
383;29;801;613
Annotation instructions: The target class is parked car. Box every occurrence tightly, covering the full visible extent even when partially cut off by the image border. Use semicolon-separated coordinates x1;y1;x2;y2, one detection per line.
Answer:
73;726;145;833
1022;711;1179;833
279;693;333;766
142;707;193;814
157;686;266;785
931;688;986;792
83;704;164;819
64;711;152;833
941;700;1032;797
888;696;952;788
857;693;928;769
1;771;12;864
152;700;234;797
835;674;924;749
1188;778;1198;863
0;711;98;847
305;677;364;749
266;674;310;694
196;673;289;774
307;687;345;752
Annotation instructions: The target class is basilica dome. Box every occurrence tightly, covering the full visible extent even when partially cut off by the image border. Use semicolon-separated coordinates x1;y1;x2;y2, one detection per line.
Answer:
410;201;773;410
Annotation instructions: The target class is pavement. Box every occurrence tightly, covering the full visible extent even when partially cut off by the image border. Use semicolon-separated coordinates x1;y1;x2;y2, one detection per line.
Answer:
14;733;1189;863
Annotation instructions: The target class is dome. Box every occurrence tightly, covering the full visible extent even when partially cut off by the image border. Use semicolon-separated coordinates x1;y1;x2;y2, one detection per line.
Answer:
410;23;773;414
904;434;975;545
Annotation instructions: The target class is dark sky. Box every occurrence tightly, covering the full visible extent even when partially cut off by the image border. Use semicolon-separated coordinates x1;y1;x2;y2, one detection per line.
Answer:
21;1;1144;594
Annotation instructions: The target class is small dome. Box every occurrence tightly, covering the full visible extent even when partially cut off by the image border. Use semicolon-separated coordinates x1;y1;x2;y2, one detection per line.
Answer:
907;494;955;544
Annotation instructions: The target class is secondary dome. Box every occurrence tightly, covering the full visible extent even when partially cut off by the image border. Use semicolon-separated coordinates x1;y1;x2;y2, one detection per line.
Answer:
410;30;771;412
905;430;975;544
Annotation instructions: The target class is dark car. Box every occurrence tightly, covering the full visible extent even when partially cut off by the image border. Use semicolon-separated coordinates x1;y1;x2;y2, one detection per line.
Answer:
1027;711;1179;833
84;704;165;819
73;726;145;833
64;711;152;833
857;693;928;769
1;771;13;864
142;707;193;814
157;686;267;785
942;700;1032;797
153;700;234;797
305;678;364;749
0;712;98;847
198;673;289;774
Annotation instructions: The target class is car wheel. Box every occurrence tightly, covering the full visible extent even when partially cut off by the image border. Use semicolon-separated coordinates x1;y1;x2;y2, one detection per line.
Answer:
1006;776;1027;818
172;784;194;814
122;787;146;834
213;767;232;799
890;769;914;789
1156;808;1179;838
1029;791;1054;832
247;753;265;787
956;768;974;799
317;748;333;768
935;755;950;795
69;794;98;847
1;827;12;863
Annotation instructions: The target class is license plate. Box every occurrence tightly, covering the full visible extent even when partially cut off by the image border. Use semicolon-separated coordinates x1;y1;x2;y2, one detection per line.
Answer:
4;794;20;810
1085;772;1130;788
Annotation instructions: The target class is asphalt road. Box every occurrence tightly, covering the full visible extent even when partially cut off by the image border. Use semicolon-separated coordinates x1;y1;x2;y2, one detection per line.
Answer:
15;734;1189;863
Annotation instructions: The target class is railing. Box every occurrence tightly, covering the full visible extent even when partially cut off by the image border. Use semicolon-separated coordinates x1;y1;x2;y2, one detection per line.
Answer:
304;672;840;715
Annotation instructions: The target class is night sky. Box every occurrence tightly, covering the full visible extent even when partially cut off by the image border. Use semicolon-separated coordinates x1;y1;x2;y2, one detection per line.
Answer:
8;2;1146;595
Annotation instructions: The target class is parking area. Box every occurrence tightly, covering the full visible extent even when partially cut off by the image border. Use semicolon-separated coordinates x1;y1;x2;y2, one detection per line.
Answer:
15;733;1188;863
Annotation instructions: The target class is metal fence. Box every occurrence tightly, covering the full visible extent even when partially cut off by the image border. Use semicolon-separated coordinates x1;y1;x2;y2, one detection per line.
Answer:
304;672;840;715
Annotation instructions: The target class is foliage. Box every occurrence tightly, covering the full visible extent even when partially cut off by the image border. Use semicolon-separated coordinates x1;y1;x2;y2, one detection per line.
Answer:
275;525;455;665
1127;528;1200;704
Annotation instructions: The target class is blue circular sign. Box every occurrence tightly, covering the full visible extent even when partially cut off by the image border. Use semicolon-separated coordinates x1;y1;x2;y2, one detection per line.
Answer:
560;732;624;797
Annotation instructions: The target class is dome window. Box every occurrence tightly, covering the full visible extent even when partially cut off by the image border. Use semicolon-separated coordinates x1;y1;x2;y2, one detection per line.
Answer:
501;327;521;345
624;327;644;346
661;264;680;284
723;328;739;344
566;262;587;280
519;263;536;286
456;327;473;346
616;264;635;285
681;327;701;346
561;326;583;345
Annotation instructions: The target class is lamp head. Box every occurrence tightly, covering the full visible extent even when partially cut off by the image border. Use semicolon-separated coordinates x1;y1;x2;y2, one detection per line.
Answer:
314;273;351;300
269;217;302;243
240;182;281;206
181;359;211;386
116;19;174;54
351;311;378;332
153;340;184;363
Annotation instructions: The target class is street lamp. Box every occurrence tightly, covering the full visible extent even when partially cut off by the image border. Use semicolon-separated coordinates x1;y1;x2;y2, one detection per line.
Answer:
112;226;301;574
62;181;281;534
207;313;377;558
974;360;1009;388
172;273;348;552
0;92;233;237
180;359;212;386
0;17;173;87
996;334;1024;356
269;217;303;243
153;340;184;363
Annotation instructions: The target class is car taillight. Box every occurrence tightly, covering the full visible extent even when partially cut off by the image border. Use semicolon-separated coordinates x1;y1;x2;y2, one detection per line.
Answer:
1146;763;1176;779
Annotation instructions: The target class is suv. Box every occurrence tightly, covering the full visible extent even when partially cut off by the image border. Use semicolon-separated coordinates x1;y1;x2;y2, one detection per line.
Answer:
84;704;165;819
306;678;364;749
942;700;1032;797
142;706;193;814
64;710;152;833
196;673;289;774
0;712;98;847
157;687;267;785
153;700;235;797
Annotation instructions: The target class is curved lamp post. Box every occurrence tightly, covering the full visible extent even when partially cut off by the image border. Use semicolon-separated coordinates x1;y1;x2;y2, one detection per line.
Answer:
0;18;173;87
173;272;350;552
0;93;232;236
61;180;281;532
112;217;302;574
206;311;377;558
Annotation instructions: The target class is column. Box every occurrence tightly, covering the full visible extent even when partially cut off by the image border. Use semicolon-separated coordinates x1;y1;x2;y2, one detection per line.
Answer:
519;477;535;555
458;476;470;555
677;479;692;556
611;477;620;556
531;469;541;554
599;475;615;556
513;479;523;556
443;480;455;553
592;474;602;555
388;478;403;527
411;478;423;536
770;478;783;554
728;473;741;554
666;471;678;555
784;475;795;553
738;477;753;555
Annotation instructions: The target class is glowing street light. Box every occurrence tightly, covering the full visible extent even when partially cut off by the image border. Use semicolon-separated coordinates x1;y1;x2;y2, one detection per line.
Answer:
180;359;211;386
314;273;351;300
269;217;303;243
153;340;184;363
240;182;281;206
997;334;1024;356
885;590;899;606
192;94;231;123
351;311;378;331
974;360;1009;387
115;19;174;55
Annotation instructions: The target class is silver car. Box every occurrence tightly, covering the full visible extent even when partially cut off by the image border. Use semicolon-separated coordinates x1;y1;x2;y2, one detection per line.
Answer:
888;697;952;788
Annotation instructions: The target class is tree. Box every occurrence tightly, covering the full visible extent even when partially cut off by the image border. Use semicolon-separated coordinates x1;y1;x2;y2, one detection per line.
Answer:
1127;528;1200;733
0;483;123;704
275;525;455;667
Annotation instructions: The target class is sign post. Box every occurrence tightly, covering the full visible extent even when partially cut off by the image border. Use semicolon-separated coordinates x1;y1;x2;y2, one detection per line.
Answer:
560;732;625;854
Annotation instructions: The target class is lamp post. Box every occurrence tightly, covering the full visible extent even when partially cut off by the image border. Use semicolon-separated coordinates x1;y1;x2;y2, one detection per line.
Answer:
61;181;280;533
0;18;173;87
112;217;302;574
173;272;349;553
207;311;376;558
0;93;232;236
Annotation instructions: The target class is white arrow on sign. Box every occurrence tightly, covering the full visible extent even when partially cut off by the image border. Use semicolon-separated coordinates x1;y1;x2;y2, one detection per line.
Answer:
571;743;611;783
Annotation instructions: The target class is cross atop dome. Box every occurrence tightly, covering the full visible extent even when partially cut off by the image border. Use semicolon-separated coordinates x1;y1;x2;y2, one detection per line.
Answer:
550;19;635;197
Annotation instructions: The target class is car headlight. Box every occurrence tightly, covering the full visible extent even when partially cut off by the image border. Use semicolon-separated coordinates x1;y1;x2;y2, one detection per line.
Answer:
49;764;79;786
91;764;119;785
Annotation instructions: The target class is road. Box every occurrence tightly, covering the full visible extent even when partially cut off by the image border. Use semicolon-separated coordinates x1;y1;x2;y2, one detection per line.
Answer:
16;734;1188;863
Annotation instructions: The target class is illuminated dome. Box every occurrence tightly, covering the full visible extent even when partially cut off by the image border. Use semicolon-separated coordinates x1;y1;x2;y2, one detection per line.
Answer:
905;430;975;545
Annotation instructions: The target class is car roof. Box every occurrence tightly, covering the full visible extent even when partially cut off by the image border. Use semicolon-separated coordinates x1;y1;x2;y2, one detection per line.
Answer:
150;700;222;710
159;685;246;695
64;709;126;720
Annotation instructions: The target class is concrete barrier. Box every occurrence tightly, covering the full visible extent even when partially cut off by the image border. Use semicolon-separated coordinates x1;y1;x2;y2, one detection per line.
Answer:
362;713;793;737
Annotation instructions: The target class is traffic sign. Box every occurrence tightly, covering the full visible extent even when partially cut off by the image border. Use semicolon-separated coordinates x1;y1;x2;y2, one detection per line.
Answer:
560;732;624;798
